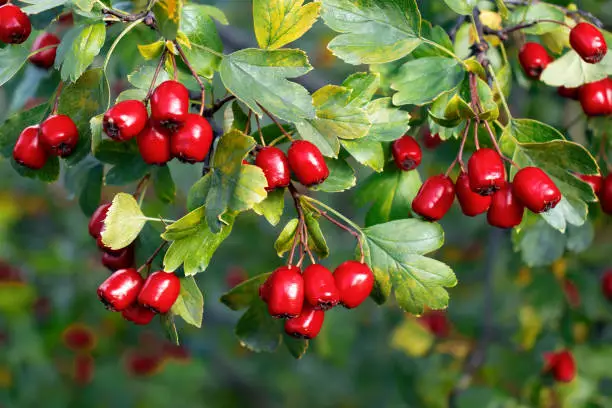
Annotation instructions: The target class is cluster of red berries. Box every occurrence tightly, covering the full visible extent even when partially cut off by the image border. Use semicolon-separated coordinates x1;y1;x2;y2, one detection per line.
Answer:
518;23;611;116
259;261;374;339
0;3;31;45
13;113;79;169
88;203;135;271
543;349;576;383
577;173;612;215
103;80;213;165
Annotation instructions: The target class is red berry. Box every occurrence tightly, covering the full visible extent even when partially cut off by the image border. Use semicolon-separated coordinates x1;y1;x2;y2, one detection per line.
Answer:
600;174;612;214
570;23;607;64
124;352;160;377
62;323;96;352
261;266;304;318
392;135;422;171
543;350;576;383
422;130;442;149
137;271;181;314
96;235;123;255
13;125;47;170
88;203;111;238
136;123;172;165
72;354;94;385
101;245;135;271
487;184;524;228
563;279;581;309
468;148;506;196
411;175;455;221
518;42;553;79
302;264;340;310
287;140;329;186
419;311;450;338
512;167;561;213
57;11;73;26
284;303;325;339
170;113;213;163
97;268;144;311
333;261;374;309
455;172;491;216
150;80;189;133
255;146;291;191
121;303;156;325
557;86;580;100
577;173;602;194
103;100;148;141
162;343;191;361
601;270;612;300
28;32;60;69
0;4;31;44
39;114;79;157
579;78;612;117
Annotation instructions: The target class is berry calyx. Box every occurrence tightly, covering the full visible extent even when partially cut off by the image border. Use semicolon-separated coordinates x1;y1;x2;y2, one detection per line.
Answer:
103;100;148;141
287;140;329;186
136;123;172;165
28;32;60;69
101;245;135;271
411;175;455;221
255;146;291;191
88;203;111;238
97;268;144;311
121;303;156;325
0;4;31;44
570;22;607;64
39;114;79;157
577;173;603;194
137;271;181;314
455;172;491;217
579;78;612;117
512;167;561;213
13;125;48;170
487;183;524;229
150;80;189;133
601;270;612;300
557;86;580;100
391;135;422;171
543;350;576;383
261;266;304;318
333;261;374;309
467;148;506;196
284;303;325;339
170;113;213;163
302;264;340;310
518;42;553;79
600;175;612;214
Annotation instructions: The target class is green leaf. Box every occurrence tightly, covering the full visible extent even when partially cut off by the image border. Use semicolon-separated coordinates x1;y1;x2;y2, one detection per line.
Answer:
11;155;60;183
364;97;410;142
90;114;103;154
170;276;204;328
391;57;465;106
253;188;285;226
509;3;565;35
128;63;171;90
160;313;180;345
101;193;147;250
428;91;464;128
318;0;422;65
0;104;48;158
342;72;380;108
274;218;299;257
566;221;594;253
78;164;103;216
312;157;356;192
180;4;224;78
458;76;499;121
274;213;329;258
73;0;97;12
0;45;29;87
56;23;106;83
254;0;321;50
283;333;309;359
442;0;478;15
540;50;612;88
513;216;566;267
220;273;270;311
137;41;165;60
363;219;456;313
105;156;149;185
153;165;176;204
235;300;282;353
340;137;386;172
219;48;315;123
223;101;250;134
153;0;184;40
21;0;65;14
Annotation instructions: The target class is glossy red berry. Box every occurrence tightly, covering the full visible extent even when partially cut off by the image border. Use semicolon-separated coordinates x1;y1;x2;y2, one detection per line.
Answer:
579;78;612;117
170;113;213;163
28;32;60;69
302;264;340;310
97;268;144;311
557;86;580;100
255;146;291;191
333;261;374;309
103;100;148;141
423;130;442;149
601;270;612;300
468;148;506;196
261;266;304;318
600;175;612;214
512;167;561;213
0;4;31;44
101;245;135;271
121;303;156;325
137;271;181;314
487;184;524;229
518;42;553;79
543;350;576;383
136;123;172;165
391;135;422;171
411;175;455;221
150;80;189;133
570;23;607;64
455;172;491;216
419;311;450;338
13;125;47;170
39;114;79;157
88;203;111;238
577;173;602;194
287;140;329;186
284;303;325;339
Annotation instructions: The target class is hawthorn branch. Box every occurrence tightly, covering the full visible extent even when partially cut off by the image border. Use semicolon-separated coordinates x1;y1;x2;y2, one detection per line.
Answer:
203;95;236;118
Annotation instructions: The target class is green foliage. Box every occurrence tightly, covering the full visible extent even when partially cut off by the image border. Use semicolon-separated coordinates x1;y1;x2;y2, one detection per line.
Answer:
55;24;106;83
170;276;204;327
101;193;148;250
153;0;184;40
180;4;226;78
253;0;321;50
0;46;30;87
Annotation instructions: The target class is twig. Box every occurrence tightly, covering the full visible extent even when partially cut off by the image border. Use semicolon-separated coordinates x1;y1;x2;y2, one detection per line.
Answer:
137;241;168;274
203;95;236;118
257;103;294;141
458;120;471;172
51;81;64;114
471;8;492;86
483;121;518;168
244;110;252;134
255;114;265;146
133;173;151;201
144;49;167;103
288;183;307;266
449;15;467;42
174;40;207;115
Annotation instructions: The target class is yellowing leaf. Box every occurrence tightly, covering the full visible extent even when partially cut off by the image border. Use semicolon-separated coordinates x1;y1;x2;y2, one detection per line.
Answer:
254;0;321;50
101;193;147;250
390;317;433;357
137;40;165;60
175;31;192;49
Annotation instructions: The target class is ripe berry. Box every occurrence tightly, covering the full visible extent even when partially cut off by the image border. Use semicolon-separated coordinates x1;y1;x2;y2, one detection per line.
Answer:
570;23;607;64
518;42;553;79
137;271;181;314
62;324;96;352
333;261;374;309
302;264;340;310
423;130;442;149
97;268;144;311
577;173;603;194
72;354;94;385
543;350;576;383
601;270;612;300
255;146;291;191
13;125;47;170
136;124;172;165
600;174;612;214
557;86;580;100
28;32;60;69
170;113;213;163
150;80;189;133
284;303;325;339
487;184;524;228
512;167;561;213
121;303;156;325
262;266;304;318
411;175;455;221
391;135;422;171
88;203;111;238
419;311;450;338
455;172;491;216
0;4;31;44
287;140;329;186
124;352;160;377
468;148;506;196
39;114;79;157
579;78;612;117
103;100;148;141
101;245;135;271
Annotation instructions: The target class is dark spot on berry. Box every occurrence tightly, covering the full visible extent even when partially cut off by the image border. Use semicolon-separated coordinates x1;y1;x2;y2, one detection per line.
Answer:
476;185;500;196
159;119;182;133
103;121;120;140
401;159;416;170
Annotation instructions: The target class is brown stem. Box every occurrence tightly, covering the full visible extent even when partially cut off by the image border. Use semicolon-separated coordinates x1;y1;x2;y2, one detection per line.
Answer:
288;183;307;266
174;40;207;115
244;110;252;134
51;81;64;114
474;121;480;150
144;49;167;103
255;114;265;146
316;210;365;263
133;173;151;200
203;95;236;118
483;121;518;168
445;158;458;177
137;241;168;275
257;103;294;141
458;120;471;172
